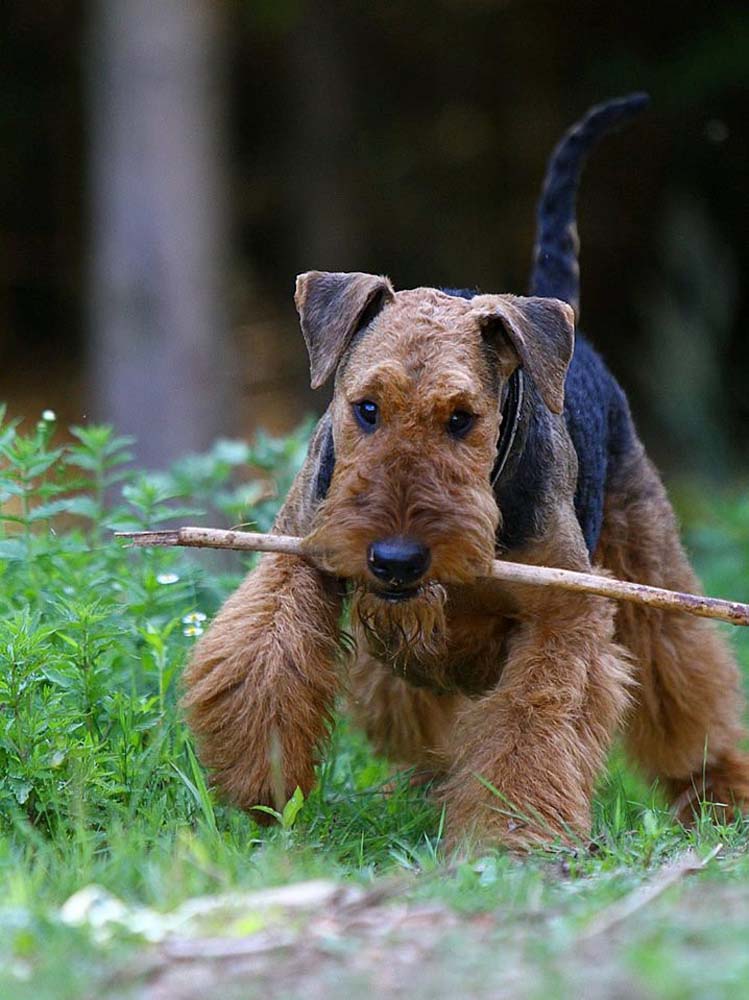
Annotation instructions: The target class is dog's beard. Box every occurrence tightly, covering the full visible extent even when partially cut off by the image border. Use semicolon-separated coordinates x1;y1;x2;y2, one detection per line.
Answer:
349;581;452;691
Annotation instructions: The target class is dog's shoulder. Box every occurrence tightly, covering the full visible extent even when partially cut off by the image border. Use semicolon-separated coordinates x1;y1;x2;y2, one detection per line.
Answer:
274;409;336;535
311;408;336;503
497;332;636;556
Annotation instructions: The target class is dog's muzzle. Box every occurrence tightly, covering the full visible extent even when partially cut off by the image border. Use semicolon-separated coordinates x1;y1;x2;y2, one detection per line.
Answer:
367;537;431;597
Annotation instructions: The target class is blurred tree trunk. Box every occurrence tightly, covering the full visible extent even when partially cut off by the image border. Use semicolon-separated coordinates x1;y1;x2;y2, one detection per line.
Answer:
86;0;235;468
286;0;360;269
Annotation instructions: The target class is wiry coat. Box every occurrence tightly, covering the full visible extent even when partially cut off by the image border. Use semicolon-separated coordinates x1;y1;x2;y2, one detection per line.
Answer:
183;96;749;849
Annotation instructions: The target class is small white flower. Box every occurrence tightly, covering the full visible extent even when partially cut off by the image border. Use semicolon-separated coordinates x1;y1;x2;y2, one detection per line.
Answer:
183;625;204;638
41;409;56;422
9;960;31;982
181;611;207;625
156;572;180;585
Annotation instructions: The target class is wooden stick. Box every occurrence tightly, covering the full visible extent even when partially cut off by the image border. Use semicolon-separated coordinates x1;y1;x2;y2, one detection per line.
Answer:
579;844;721;941
120;527;304;556
115;526;749;627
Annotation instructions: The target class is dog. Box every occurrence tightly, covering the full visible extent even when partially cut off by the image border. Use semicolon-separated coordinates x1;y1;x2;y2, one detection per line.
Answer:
183;94;749;850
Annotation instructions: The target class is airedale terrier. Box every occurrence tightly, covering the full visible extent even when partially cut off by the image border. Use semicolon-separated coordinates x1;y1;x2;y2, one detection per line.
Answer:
183;94;749;849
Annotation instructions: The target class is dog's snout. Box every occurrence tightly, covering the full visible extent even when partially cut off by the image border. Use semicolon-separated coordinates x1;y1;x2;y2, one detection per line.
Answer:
367;538;431;587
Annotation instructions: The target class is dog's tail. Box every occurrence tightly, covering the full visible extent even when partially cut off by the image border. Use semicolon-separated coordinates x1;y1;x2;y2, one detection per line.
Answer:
529;93;649;321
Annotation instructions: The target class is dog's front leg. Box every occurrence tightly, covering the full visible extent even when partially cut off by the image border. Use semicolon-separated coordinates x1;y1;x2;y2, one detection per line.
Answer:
440;595;631;851
182;552;342;814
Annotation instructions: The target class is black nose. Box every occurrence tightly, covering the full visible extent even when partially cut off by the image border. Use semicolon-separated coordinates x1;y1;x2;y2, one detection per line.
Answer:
367;537;431;587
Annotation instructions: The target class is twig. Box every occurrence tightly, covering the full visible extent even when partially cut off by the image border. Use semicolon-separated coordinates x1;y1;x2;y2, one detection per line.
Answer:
114;527;749;627
579;843;722;941
119;526;305;556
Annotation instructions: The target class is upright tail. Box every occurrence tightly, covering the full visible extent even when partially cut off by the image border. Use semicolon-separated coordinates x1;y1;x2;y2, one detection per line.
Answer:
529;93;649;321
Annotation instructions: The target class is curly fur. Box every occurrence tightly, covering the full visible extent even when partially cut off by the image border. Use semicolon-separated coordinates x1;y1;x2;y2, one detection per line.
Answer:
182;98;749;850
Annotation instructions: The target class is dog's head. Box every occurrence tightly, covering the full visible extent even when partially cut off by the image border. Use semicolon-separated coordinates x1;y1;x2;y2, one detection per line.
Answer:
295;271;574;674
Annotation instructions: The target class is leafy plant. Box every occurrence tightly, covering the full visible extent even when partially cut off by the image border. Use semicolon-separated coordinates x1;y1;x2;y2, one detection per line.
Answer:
0;408;312;838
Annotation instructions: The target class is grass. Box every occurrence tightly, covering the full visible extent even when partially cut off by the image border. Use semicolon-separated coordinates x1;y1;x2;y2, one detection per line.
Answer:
1;404;749;998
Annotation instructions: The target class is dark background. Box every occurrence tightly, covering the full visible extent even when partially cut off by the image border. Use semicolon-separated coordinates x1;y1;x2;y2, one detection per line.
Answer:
1;1;747;475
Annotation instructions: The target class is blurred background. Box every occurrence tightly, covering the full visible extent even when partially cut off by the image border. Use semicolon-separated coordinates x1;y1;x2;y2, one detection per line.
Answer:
1;1;747;475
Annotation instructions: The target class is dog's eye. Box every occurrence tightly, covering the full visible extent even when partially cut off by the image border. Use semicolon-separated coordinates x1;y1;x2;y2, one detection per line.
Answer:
354;400;379;431
447;410;475;438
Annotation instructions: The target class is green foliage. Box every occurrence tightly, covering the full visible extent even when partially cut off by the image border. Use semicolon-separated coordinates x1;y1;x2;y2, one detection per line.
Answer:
0;407;439;898
0;407;312;839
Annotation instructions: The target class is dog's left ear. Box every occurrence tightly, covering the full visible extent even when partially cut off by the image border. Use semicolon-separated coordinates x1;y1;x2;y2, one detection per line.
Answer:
295;271;395;389
472;295;575;414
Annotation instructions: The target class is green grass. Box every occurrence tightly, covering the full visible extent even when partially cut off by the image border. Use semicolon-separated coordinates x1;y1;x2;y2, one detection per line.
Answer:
1;404;749;998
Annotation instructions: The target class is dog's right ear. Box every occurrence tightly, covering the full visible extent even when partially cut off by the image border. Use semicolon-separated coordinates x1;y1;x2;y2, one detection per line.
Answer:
295;271;395;389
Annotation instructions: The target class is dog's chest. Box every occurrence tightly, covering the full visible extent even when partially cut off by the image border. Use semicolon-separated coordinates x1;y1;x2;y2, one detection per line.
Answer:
440;608;516;695
357;589;519;697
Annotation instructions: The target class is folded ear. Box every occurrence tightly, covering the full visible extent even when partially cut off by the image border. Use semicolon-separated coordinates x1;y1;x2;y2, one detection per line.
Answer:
471;294;575;414
294;271;395;389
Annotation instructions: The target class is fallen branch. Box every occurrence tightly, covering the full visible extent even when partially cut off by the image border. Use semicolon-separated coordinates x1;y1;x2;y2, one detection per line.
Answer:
579;843;722;941
115;527;749;627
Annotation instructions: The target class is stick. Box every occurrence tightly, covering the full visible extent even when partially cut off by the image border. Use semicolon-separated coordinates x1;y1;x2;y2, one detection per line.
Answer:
115;527;749;627
579;844;721;941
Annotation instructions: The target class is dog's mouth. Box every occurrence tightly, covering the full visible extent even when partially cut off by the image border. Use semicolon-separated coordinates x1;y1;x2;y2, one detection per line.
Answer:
372;584;423;604
350;579;451;690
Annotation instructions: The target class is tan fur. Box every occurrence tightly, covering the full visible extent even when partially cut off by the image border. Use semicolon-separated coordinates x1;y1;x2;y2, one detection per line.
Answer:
182;552;342;815
439;595;632;848
596;444;749;821
348;651;465;772
183;273;749;850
